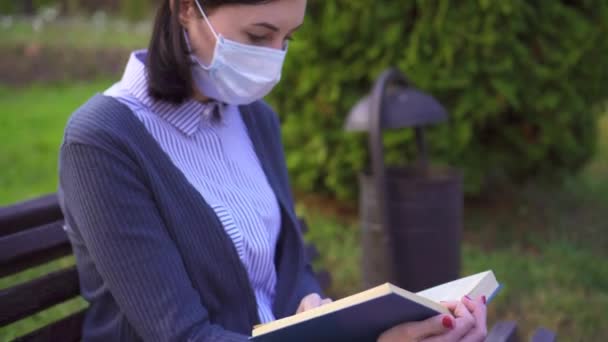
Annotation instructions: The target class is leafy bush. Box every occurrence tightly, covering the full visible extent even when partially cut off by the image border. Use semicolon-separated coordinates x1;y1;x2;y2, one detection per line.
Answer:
269;0;608;199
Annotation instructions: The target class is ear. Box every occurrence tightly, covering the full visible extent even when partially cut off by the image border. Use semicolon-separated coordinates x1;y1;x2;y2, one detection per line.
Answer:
171;0;196;28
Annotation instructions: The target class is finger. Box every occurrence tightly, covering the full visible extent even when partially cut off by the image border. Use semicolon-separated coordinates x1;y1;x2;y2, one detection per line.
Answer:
321;298;333;305
462;296;486;330
458;320;487;342
425;315;476;342
379;313;455;342
459;297;487;342
453;300;475;320
297;293;322;313
473;296;487;329
462;296;486;326
303;293;322;310
459;325;487;342
461;296;479;313
423;300;477;342
439;300;460;312
449;301;476;340
440;300;473;319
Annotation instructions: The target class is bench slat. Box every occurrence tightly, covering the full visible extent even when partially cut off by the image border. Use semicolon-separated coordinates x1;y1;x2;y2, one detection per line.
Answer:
14;309;86;342
530;327;557;342
486;320;519;342
0;194;62;237
0;267;80;326
0;220;72;278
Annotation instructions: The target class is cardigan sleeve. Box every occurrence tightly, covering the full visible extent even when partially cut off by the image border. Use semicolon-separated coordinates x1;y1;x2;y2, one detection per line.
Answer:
59;142;250;342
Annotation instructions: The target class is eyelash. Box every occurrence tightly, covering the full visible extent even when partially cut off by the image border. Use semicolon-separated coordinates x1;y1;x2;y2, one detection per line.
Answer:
247;33;267;43
247;33;295;44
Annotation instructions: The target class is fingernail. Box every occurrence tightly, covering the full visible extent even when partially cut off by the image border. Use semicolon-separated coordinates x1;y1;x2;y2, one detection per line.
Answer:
465;295;472;301
442;316;454;329
482;296;487;304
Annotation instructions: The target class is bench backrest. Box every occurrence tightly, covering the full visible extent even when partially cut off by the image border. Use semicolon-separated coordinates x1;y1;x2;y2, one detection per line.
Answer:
0;194;85;342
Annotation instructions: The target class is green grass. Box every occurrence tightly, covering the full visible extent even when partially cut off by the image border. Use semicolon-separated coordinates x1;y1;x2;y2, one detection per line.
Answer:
0;80;114;204
0;82;606;341
297;204;608;341
462;242;608;340
0;17;150;49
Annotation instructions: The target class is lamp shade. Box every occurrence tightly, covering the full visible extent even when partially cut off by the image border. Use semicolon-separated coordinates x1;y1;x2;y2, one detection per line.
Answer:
344;86;448;131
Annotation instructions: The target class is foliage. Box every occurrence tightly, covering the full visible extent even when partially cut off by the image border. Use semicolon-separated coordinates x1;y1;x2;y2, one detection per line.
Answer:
120;0;155;21
269;0;608;199
0;0;59;14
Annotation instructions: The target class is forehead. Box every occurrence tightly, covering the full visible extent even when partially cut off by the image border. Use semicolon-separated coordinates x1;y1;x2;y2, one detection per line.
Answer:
211;0;307;29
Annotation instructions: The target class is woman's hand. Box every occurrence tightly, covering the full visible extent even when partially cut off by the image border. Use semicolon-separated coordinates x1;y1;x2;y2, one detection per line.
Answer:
378;296;487;342
296;293;333;314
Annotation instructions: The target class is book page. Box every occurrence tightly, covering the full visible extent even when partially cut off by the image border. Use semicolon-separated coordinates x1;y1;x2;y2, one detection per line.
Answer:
415;271;492;303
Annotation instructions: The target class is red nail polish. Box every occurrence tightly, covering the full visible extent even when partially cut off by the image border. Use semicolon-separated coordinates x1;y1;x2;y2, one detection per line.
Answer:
442;316;454;329
482;296;487;304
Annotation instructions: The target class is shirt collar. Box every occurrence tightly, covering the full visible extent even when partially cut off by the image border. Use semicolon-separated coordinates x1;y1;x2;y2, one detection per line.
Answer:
120;49;225;136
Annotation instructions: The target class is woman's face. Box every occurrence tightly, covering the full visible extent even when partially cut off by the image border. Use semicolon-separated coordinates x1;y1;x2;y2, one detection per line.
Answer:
180;0;307;66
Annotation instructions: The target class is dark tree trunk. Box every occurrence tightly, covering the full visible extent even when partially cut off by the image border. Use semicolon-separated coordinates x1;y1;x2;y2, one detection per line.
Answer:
22;0;35;15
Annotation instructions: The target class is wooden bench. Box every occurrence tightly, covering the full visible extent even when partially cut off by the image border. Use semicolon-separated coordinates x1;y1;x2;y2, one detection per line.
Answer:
1;194;555;341
1;194;84;341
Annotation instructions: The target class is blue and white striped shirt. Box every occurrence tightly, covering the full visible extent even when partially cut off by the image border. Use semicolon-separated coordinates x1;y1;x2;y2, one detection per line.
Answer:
104;50;280;323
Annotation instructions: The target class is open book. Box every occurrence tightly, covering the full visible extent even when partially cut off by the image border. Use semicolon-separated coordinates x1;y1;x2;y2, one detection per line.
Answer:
251;270;500;341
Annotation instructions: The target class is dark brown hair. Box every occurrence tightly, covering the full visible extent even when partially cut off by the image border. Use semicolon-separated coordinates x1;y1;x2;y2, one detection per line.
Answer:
147;0;272;104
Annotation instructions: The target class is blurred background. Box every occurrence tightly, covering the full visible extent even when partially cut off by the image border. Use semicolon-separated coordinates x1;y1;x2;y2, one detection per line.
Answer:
0;0;606;341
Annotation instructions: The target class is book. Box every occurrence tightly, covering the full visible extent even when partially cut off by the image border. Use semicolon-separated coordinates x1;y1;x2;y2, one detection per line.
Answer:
250;270;501;342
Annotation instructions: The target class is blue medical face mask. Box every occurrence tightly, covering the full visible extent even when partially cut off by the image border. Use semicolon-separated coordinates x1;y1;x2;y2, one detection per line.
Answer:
188;0;287;105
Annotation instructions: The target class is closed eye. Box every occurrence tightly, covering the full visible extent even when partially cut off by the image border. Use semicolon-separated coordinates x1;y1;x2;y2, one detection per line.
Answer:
247;33;269;44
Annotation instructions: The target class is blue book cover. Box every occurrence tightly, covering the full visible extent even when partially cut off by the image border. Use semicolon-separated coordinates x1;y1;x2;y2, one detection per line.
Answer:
251;271;501;342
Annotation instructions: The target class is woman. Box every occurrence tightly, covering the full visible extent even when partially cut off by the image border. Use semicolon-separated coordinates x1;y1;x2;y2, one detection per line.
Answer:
58;0;487;341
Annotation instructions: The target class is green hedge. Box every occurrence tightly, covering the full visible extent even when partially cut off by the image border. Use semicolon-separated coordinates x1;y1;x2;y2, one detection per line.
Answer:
0;0;58;14
269;0;608;199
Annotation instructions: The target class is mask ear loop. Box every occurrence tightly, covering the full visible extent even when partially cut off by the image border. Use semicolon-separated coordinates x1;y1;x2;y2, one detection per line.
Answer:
183;29;193;52
189;0;219;70
193;0;219;40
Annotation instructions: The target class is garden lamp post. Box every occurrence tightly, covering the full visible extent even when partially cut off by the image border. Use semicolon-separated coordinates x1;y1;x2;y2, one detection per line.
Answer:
345;68;463;291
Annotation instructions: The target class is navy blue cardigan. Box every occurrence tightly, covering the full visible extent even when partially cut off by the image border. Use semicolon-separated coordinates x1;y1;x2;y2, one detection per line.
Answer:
58;95;322;341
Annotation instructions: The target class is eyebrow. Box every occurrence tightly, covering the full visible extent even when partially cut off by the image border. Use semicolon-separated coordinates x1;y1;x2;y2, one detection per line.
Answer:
252;22;304;33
